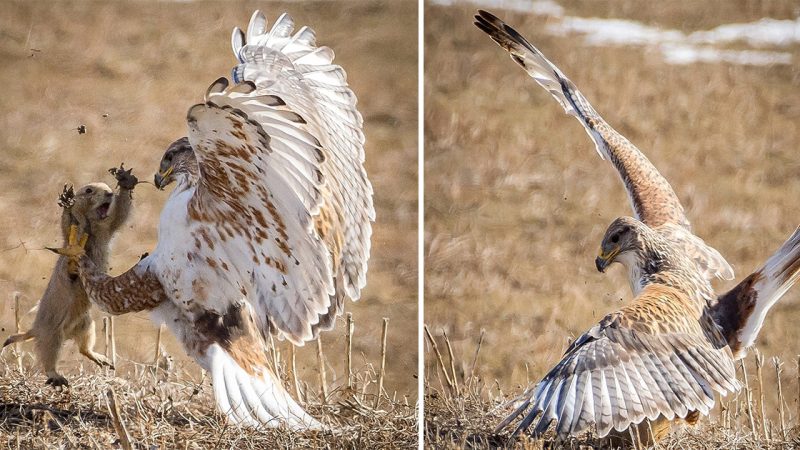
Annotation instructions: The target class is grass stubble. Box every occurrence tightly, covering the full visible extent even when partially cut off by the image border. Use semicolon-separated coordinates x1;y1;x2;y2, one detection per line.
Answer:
425;1;800;448
1;316;416;449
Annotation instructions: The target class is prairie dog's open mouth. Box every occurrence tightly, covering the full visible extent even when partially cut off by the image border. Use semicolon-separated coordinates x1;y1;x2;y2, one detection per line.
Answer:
95;201;112;220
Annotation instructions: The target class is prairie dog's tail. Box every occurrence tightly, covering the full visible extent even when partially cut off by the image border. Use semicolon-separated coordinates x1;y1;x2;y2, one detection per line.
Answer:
3;331;34;348
713;227;800;359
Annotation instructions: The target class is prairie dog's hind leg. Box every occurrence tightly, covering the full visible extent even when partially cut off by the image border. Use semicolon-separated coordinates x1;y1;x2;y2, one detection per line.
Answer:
35;326;68;387
74;313;113;369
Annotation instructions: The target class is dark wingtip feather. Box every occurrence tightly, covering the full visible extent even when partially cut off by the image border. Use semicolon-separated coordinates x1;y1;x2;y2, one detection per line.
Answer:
513;407;542;437
474;10;539;61
474;10;502;35
494;398;531;433
477;9;502;24
474;20;495;37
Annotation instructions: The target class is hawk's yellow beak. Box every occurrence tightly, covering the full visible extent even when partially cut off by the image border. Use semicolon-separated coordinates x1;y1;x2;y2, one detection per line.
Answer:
595;246;620;273
154;166;174;190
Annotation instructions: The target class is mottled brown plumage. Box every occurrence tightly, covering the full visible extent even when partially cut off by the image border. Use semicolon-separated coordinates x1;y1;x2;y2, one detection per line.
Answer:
77;257;167;316
494;221;737;441
475;10;800;442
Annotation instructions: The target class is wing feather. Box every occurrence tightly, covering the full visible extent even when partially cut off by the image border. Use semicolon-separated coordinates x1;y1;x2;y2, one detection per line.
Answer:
596;370;613;437
629;352;667;421
629;355;659;421
573;370;593;434
163;11;372;345
497;285;738;439
474;10;687;230
232;11;373;306
555;374;579;436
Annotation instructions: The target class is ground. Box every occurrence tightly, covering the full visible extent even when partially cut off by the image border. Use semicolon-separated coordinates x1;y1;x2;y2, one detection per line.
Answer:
0;1;418;448
1;361;416;448
425;0;800;447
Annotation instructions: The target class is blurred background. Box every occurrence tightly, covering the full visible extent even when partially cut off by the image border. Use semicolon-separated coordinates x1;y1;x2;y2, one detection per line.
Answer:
0;0;418;399
425;0;800;422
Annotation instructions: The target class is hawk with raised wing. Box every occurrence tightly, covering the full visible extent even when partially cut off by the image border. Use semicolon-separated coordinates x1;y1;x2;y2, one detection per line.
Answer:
52;11;373;429
475;10;800;442
475;10;732;298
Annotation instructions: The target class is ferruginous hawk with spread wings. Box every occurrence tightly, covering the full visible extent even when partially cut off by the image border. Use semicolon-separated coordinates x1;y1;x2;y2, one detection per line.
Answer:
51;11;373;430
475;10;800;442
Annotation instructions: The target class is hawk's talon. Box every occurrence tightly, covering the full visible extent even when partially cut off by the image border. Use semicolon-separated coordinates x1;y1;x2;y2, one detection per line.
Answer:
46;224;88;260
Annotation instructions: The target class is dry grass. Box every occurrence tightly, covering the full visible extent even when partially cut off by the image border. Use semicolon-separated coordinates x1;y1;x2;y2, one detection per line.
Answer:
0;347;416;449
425;0;800;447
0;0;417;447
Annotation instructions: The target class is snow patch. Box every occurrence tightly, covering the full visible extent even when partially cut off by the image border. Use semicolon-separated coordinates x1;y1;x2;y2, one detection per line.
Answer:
438;0;795;66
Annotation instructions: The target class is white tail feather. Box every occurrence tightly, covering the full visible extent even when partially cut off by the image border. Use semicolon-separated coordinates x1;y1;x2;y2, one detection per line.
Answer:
207;344;323;430
735;227;800;353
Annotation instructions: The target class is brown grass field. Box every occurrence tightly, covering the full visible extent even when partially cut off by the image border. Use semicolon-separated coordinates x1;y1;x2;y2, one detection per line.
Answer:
424;1;800;448
0;1;417;448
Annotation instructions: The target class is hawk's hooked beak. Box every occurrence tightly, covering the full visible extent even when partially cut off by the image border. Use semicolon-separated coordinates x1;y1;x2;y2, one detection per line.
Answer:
595;246;620;273
154;166;174;190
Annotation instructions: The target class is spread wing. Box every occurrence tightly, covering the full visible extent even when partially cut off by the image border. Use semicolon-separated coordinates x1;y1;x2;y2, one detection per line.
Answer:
185;87;332;345
177;11;372;346
231;11;374;308
497;285;739;439
474;10;734;281
474;10;686;228
190;11;375;343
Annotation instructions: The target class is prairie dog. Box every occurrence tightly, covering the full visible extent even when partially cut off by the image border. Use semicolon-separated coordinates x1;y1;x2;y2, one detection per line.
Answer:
3;165;138;386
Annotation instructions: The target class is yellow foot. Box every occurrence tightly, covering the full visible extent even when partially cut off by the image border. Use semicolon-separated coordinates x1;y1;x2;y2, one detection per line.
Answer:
46;224;88;259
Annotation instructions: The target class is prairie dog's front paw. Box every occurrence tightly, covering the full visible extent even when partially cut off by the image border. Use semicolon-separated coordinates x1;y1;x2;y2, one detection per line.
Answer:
58;184;75;209
109;163;138;190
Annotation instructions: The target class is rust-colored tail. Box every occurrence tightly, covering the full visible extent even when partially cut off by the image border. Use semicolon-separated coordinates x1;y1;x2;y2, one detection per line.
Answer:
712;227;800;359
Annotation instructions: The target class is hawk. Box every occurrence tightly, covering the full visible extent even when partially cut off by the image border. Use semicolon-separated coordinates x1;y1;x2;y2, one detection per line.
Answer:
52;11;373;430
475;10;800;442
474;10;733;299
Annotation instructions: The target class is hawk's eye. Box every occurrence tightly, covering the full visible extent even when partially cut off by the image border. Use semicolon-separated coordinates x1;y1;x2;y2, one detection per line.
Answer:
85;188;93;194
610;233;620;244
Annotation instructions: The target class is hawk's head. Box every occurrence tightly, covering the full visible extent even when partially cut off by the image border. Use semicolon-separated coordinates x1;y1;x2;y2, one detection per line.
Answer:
155;137;197;190
595;216;651;273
